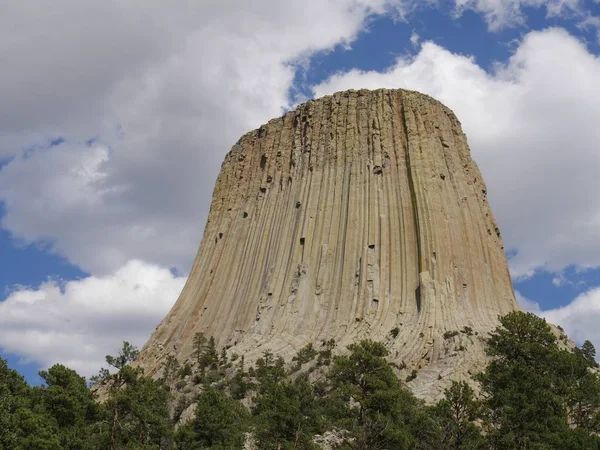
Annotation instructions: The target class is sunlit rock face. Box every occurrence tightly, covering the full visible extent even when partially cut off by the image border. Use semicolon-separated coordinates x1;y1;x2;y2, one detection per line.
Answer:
137;89;518;400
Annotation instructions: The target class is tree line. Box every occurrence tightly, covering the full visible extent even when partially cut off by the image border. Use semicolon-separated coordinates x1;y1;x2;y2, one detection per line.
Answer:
1;311;600;449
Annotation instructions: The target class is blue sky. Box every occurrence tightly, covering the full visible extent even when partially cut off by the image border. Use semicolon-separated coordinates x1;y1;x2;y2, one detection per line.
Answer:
2;0;600;384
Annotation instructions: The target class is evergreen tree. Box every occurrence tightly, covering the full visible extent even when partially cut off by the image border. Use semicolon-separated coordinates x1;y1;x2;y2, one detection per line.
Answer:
35;364;100;449
432;381;484;450
106;341;140;371
3;316;600;450
94;342;173;450
192;332;207;366
559;346;600;433
162;354;181;391
177;387;248;450
252;377;322;449
254;351;286;386
0;356;28;450
12;406;62;450
581;340;598;368
102;368;173;449
326;340;432;450
476;311;600;449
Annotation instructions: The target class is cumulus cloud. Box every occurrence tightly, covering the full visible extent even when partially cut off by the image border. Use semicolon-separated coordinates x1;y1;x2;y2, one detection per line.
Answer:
0;1;416;372
517;287;600;357
313;28;600;278
543;287;600;347
0;260;186;377
1;1;597;277
0;1;594;276
516;291;543;314
1;1;599;372
0;0;409;275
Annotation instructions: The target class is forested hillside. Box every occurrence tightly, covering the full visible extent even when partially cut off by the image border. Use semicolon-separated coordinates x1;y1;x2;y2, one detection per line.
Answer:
2;311;599;450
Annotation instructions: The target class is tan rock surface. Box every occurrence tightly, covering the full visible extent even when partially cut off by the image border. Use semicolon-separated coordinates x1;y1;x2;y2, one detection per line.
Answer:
136;88;519;400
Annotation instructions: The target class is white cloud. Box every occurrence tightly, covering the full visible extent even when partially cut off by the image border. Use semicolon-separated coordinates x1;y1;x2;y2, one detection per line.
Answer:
517;288;600;357
313;28;600;278
0;2;597;277
542;288;600;354
578;14;600;44
0;260;186;377
0;0;414;275
0;1;416;371
452;0;583;30
516;291;543;314
0;0;595;276
1;1;600;373
410;30;421;47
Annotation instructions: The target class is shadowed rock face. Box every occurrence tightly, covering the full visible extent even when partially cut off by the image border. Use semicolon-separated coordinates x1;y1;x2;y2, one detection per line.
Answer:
137;88;518;400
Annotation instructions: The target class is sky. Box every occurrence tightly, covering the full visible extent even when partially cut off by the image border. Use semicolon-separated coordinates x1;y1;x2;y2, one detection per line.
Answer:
1;0;600;384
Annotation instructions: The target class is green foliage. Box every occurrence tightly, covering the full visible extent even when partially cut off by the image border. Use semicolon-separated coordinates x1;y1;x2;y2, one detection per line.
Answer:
444;330;459;340
106;341;140;370
0;359;102;450
581;340;598;368
477;312;566;449
327;340;433;450
228;366;253;400
162;355;181;391
0;356;29;449
255;351;286;386
89;340;140;386
461;326;474;336
102;368;173;448
192;332;207;365
13;407;62;450
4;312;600;450
193;333;219;373
35;364;100;449
219;348;229;368
93;342;174;449
477;311;600;449
177;387;248;449
252;377;322;449
560;348;600;433
178;362;193;378
292;343;318;371
316;339;336;366
431;381;485;449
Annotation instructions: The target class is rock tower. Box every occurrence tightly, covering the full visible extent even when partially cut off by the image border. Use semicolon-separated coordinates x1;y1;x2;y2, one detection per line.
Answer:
138;89;518;400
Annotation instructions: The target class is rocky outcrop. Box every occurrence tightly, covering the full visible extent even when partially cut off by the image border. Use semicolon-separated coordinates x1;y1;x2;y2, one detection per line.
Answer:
137;89;518;400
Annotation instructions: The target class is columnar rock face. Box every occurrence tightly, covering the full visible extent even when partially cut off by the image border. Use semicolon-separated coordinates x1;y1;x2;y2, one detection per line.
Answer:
138;89;518;399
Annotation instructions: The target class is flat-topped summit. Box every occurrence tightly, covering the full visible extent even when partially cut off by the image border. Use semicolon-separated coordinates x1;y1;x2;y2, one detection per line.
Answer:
137;88;518;400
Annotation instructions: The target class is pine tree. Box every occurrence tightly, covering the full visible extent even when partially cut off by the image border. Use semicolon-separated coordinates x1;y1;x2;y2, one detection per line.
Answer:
432;381;484;449
476;311;600;449
252;377;322;449
0;356;25;449
192;332;207;366
177;387;249;449
581;340;598;368
36;364;100;449
326;340;431;450
94;342;173;450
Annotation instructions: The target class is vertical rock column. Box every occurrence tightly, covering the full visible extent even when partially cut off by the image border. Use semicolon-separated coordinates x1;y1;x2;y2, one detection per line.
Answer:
137;89;518;395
